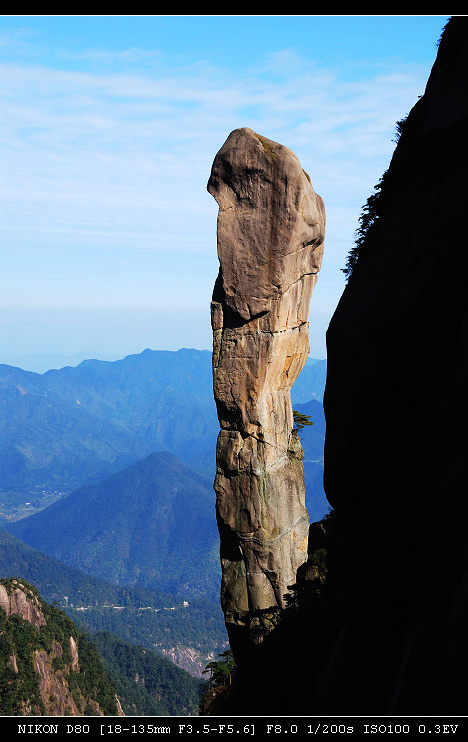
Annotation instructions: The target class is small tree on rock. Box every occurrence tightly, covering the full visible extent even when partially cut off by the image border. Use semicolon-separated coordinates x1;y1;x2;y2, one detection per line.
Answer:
202;649;236;689
293;410;314;432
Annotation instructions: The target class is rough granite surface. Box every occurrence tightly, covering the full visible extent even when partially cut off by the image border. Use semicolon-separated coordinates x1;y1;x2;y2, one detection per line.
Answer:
208;127;325;656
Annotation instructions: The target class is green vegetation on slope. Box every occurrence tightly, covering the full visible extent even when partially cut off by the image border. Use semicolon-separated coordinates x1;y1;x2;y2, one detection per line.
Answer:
341;115;408;280
0;529;228;679
91;632;205;716
0;578;118;716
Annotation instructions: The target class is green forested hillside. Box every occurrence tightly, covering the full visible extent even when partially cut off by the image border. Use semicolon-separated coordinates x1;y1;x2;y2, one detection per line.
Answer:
0;578;118;716
90;632;205;716
0;532;227;705
0;528;176;609
67;599;226;678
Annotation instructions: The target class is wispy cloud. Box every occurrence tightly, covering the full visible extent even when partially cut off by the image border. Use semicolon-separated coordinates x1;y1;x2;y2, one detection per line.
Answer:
0;42;430;318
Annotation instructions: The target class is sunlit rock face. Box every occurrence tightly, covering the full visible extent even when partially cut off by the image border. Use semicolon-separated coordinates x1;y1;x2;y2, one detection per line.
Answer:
208;127;325;658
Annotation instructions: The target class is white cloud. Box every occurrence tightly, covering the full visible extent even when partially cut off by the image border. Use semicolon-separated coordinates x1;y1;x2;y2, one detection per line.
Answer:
0;47;430;322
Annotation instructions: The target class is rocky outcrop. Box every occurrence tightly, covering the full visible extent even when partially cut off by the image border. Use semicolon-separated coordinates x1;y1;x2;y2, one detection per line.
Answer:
324;17;468;518
161;645;213;678
208;127;325;659
0;579;45;628
33;646;83;716
0;578;121;716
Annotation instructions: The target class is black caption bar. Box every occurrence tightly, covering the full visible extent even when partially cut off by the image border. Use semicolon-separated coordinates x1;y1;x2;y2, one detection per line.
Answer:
1;716;467;737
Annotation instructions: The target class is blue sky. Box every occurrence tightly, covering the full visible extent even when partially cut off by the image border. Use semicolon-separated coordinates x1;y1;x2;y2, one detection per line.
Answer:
0;15;450;368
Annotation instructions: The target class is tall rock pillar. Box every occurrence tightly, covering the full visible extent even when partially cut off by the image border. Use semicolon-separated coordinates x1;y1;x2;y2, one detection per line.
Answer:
208;128;325;658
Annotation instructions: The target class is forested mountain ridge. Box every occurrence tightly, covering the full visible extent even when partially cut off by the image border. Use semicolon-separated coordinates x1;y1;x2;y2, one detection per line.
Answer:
0;577;120;716
0;527;227;671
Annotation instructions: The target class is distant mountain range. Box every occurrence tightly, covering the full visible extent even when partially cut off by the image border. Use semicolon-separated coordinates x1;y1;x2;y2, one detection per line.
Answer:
1;348;328;600
0;347;328;519
294;398;329;523
0;351;123;375
0;348;218;512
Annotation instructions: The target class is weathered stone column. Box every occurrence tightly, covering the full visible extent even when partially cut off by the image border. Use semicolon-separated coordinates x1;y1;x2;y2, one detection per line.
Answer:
208;128;325;657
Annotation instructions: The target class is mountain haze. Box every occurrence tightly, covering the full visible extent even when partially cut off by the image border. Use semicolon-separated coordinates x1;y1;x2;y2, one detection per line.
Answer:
0;347;327;521
0;348;218;514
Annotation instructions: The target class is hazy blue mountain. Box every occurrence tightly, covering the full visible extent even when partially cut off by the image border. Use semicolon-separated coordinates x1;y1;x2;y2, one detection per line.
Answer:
291;358;327;404
5;413;328;608
6;450;221;601
0;351;122;374
0;383;146;508
0;348;219;513
0;348;327;518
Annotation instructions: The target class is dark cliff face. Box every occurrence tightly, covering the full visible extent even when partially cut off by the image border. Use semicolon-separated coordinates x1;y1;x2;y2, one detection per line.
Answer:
213;17;468;717
324;16;468;518
319;16;468;714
